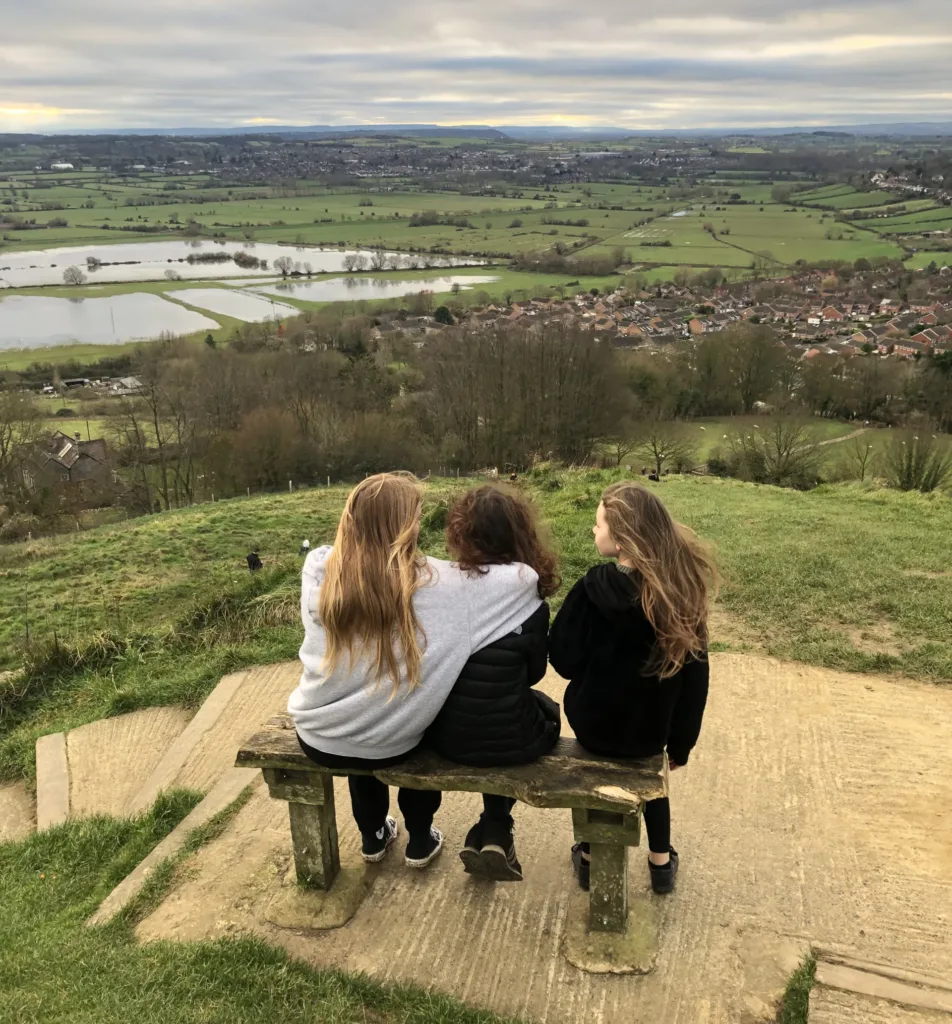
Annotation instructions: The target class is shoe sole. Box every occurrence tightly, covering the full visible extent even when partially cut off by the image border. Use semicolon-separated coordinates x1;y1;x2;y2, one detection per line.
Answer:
406;841;444;869
481;845;523;882
459;847;489;878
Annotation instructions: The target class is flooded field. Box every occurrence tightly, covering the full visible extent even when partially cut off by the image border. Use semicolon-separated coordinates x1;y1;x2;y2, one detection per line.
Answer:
166;289;299;322
0;293;220;349
248;274;499;303
0;240;482;288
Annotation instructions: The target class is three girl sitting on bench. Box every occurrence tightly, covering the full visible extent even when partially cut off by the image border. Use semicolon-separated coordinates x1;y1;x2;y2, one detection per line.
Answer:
288;472;714;894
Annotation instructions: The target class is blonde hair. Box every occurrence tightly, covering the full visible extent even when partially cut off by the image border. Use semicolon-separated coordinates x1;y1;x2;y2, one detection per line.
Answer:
318;473;431;697
601;482;717;678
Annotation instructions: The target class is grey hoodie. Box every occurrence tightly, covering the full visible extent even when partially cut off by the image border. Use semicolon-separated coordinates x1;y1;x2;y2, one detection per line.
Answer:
288;546;543;760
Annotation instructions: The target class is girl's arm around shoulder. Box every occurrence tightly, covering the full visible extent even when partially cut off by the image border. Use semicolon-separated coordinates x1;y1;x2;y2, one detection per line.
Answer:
547;577;594;680
523;602;550;687
666;650;710;767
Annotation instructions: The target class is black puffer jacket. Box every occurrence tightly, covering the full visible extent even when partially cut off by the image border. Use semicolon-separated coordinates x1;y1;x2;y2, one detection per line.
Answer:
427;602;561;767
549;563;709;765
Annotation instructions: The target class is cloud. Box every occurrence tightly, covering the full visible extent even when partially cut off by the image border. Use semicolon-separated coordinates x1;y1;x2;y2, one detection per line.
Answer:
0;0;949;130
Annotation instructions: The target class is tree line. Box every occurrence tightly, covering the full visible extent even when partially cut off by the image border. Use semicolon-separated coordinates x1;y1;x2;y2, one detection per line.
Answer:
2;310;952;532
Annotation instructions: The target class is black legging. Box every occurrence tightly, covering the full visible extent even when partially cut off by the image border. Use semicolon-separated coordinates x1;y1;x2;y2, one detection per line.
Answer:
579;797;671;855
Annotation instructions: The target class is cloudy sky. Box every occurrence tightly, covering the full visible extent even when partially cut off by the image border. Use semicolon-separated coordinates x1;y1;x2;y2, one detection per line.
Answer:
2;0;950;131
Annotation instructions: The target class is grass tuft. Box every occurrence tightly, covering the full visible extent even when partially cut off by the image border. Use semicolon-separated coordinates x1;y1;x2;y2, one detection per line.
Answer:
777;954;816;1024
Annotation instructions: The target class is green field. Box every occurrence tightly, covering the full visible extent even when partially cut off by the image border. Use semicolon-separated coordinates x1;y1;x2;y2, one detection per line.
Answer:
0;169;942;316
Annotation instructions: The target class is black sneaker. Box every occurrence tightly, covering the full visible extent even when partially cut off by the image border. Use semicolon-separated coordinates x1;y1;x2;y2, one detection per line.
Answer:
361;816;398;863
649;848;679;894
405;826;444;869
480;820;523;882
571;842;590;891
459;821;487;877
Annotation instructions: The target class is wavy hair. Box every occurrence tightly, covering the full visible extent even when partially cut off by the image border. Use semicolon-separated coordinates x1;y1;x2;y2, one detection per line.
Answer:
318;472;431;697
446;484;560;598
601;482;717;678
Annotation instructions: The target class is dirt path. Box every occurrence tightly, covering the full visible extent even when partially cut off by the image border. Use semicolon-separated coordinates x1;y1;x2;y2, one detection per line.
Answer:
136;653;952;1023
818;427;867;447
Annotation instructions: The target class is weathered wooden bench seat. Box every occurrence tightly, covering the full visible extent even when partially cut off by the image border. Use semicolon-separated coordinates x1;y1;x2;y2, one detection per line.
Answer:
236;713;667;935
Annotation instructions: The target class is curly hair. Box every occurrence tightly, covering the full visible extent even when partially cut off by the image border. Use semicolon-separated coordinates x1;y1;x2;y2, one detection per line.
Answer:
445;484;560;599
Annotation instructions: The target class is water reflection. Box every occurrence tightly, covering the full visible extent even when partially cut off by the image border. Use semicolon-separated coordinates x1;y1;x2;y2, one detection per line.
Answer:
166;289;299;322
250;274;499;303
0;293;220;350
0;240;483;288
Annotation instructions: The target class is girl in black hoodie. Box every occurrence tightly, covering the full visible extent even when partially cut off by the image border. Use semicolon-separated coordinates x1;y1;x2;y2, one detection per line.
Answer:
549;482;716;894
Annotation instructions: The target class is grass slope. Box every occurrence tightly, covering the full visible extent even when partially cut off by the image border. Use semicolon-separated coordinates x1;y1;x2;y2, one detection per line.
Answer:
0;798;521;1024
2;471;951;786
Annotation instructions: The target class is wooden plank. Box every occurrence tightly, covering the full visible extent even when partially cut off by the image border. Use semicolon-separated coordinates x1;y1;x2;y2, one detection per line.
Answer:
287;776;340;889
588;842;628;933
263;768;327;805
238;721;666;815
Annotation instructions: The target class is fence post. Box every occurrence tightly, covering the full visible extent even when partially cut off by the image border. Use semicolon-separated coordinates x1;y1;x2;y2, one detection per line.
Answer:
289;480;293;493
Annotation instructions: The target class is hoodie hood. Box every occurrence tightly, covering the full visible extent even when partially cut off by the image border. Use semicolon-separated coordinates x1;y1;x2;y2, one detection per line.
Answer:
582;563;643;625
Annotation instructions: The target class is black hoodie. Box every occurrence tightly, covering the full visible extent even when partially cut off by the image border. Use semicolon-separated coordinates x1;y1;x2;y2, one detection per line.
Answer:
548;563;709;765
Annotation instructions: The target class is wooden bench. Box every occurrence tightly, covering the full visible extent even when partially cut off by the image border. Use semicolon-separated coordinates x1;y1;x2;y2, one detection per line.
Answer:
236;713;667;935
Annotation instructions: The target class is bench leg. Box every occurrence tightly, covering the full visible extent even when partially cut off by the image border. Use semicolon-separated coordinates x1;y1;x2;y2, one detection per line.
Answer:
287;777;340;889
588;842;629;933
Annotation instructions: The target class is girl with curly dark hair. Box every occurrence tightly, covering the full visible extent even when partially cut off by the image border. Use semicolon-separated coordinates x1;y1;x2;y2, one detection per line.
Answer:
428;484;562;882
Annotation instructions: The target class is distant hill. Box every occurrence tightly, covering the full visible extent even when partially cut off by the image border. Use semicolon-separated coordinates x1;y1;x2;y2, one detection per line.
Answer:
17;120;952;141
58;124;508;141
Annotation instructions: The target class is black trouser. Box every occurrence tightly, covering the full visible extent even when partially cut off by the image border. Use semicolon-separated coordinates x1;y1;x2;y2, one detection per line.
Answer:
296;734;442;845
579;797;671;855
347;775;441;843
481;794;516;824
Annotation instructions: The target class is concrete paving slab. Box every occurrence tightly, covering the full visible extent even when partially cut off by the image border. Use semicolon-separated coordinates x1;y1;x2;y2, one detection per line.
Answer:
67;707;192;819
171;663;300;794
35;733;69;830
134;654;952;1024
0;782;35;842
127;670;250;814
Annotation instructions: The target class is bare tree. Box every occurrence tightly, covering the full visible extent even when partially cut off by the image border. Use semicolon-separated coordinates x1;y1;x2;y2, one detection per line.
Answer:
842;435;876;482
62;265;86;286
0;391;42;504
635;420;698;476
274;255;294;277
729;419;822;487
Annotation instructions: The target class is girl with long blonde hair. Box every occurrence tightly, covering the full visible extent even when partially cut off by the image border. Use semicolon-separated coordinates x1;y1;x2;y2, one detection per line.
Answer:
549;481;717;894
288;473;543;868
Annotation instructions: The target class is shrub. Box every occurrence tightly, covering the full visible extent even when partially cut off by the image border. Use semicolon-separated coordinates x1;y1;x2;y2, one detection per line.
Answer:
883;432;952;493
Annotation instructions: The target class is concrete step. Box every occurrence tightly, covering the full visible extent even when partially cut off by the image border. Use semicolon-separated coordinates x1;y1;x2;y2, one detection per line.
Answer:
128;663;300;814
87;767;259;927
810;985;952;1023
0;782;36;843
810;952;952;1022
67;707;192;820
35;732;70;830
